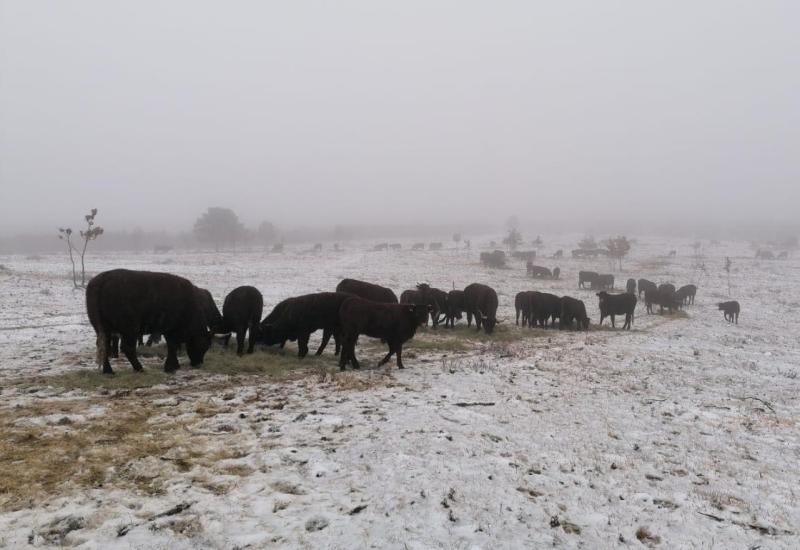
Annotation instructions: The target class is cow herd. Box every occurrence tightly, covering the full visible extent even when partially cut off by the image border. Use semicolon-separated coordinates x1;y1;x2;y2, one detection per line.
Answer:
85;264;738;375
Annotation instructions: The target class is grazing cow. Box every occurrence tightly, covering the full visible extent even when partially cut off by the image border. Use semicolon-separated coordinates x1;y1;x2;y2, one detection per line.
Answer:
445;290;466;327
260;292;351;357
530;292;562;328
481;250;506;268
645;287;679;314
553;249;563;259
463;283;500;334
412;243;425;250
755;250;774;260
373;243;389;251
676;284;697;305
429;242;443;251
528;265;552;278
638;279;657;298
560;296;590;330
718;301;740;324
591;274;614;290
626;278;636;294
133;285;222;350
417;284;448;327
336;278;398;303
596;291;636;329
338;297;428;370
578;271;599;289
515;291;534;326
390;243;402;250
658;283;676;295
552;267;561;280
271;243;284;253
86;269;211;374
222;286;263;355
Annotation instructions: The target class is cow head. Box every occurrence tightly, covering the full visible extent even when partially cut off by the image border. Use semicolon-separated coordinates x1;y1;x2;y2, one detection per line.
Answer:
596;291;609;306
406;304;431;326
186;330;212;367
476;308;499;334
581;316;591;330
257;322;283;346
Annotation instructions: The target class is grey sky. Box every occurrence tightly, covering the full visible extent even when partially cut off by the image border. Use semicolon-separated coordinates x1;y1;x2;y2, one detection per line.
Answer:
1;1;798;233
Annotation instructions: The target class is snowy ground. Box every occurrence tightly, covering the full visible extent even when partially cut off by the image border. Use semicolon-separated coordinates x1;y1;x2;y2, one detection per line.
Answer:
0;236;798;549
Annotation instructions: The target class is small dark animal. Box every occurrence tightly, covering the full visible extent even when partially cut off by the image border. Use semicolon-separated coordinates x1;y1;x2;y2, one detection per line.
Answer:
718;301;740;324
596;291;636;329
336;278;398;304
578;271;598;288
755;250;774;260
271;243;284;253
552;249;563;259
338;297;428;370
373;243;389;251
528;265;552;278
390;243;402;250
429;242;443;251
445;290;466;327
638;279;657;298
86;269;211;374
676;284;697;305
668;250;677;257
463;283;500;334
260;292;351;357
591;274;614;290
313;243;323;252
626;278;636;294
480;250;506;268
222;286;263;355
560;296;590;330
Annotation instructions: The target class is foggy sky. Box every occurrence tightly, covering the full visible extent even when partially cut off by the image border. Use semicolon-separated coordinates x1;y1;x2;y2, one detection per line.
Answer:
1;1;798;234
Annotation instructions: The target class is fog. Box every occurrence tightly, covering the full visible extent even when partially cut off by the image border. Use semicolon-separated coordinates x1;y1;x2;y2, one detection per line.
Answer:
1;1;798;236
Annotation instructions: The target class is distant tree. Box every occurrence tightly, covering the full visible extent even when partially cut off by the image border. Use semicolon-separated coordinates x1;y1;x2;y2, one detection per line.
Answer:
193;207;244;251
58;208;104;288
605;236;631;270
503;228;523;251
257;221;278;248
578;236;597;250
506;215;520;231
532;235;543;248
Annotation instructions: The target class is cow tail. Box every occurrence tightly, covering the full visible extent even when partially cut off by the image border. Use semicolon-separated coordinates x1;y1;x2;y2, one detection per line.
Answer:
85;281;107;367
96;331;108;366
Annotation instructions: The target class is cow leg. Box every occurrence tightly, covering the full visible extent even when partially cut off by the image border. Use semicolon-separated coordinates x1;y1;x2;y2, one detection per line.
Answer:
396;344;405;369
378;343;395;366
610;315;616;328
236;328;245;356
163;336;180;372
109;334;120;358
137;334;144;346
466;311;473;327
316;328;332;355
121;335;144;372
297;332;310;358
247;321;258;354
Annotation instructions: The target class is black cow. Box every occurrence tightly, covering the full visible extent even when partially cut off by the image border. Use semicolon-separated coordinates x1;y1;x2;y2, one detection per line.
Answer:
417;284;448;327
338;297;428;370
222;286;263;355
86;269;211;374
560;296;590;330
336;278;398;304
463;283;500;334
528;265;552;278
626;278;636;294
445;290;466;327
676;284;697;305
658;283;676;295
373;243;389;251
718;301;740;324
638;279;657;298
596;291;636;330
591;274;614;290
515;291;534;326
645;287;679;314
260;292;351;357
553;249;563;259
579;271;598;288
530;292;561;328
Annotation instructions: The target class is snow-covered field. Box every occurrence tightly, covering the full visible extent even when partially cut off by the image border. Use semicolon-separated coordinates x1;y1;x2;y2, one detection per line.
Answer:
0;236;798;549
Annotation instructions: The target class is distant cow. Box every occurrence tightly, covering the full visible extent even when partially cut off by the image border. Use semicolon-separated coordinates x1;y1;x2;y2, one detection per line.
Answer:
626;278;636;294
222;286;263;355
560;296;590;330
271;243;284;253
480;250;506;268
645;287;679;314
553;249;563;259
515;291;534;326
313;243;323;252
530;292;562;328
778;251;788;260
373;243;389;251
718;301;740;324
755;250;774;260
336;278;398;304
596;291;636;329
429;242;443;251
412;243;425;250
668;250;677;257
260;292;351;357
578;271;599;288
86;269;211;374
390;243;402;250
528;264;552;278
638;279;657;298
445;290;466;327
338;297;428;370
463;283;500;334
552;267;560;280
676;284;697;305
591;274;614;290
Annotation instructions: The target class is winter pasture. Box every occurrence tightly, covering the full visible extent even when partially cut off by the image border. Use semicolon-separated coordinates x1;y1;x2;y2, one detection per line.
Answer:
0;236;798;549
